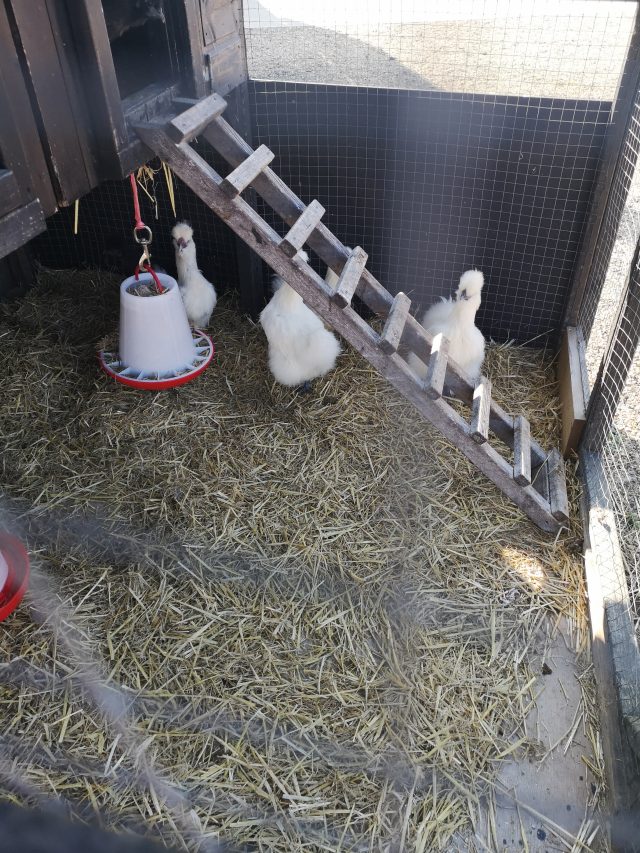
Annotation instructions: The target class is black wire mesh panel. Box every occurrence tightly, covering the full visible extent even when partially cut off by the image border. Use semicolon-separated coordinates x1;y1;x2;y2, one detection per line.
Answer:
577;92;640;353
249;81;609;344
242;1;635;344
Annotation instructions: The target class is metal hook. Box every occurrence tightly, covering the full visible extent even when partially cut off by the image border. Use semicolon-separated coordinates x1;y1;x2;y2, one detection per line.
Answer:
133;225;153;246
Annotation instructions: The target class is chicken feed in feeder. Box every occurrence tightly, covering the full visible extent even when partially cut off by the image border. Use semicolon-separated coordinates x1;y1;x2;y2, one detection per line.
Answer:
98;270;214;390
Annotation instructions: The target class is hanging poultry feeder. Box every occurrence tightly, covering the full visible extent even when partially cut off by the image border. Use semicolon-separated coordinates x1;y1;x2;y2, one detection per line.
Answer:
0;531;30;622
98;271;214;390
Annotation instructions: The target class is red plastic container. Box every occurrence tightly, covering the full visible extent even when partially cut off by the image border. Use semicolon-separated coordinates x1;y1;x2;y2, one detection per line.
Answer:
0;531;30;622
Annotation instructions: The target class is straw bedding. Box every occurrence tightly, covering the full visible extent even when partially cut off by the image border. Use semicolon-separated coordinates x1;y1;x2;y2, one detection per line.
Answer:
0;268;601;851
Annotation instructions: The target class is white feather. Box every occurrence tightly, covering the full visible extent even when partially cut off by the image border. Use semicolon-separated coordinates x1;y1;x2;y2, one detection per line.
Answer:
408;269;485;382
260;252;341;387
172;222;217;329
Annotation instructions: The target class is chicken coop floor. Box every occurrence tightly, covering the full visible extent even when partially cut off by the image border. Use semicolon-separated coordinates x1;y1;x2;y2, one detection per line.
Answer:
0;268;605;851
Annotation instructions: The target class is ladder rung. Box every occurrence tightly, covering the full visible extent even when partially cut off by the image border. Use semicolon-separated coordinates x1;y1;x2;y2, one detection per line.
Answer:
280;200;325;257
167;94;227;143
547;449;570;522
470;377;491;443
331;247;368;308
220;145;275;198
513;415;532;485
380;292;411;354
424;333;449;399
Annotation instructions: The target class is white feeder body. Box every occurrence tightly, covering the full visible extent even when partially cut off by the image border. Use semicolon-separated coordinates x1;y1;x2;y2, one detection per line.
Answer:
119;273;196;375
0;550;8;592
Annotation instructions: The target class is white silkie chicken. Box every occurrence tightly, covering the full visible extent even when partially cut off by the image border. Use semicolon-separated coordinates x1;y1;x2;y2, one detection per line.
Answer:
171;222;217;329
260;251;341;392
408;269;485;382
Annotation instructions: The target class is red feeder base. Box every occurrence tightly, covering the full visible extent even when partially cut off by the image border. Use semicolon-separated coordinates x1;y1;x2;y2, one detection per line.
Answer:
98;331;215;390
0;531;30;622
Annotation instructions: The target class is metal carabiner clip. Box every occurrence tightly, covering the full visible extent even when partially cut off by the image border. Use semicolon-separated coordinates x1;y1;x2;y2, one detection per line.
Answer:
133;224;153;247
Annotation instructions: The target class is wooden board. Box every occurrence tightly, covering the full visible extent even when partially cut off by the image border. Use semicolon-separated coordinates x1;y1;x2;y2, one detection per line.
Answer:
281;200;325;257
513;415;532;486
470;377;491;444
0;201;46;261
0;171;21;219
0;1;57;216
558;326;587;458
9;0;97;204
380;292;411;354
168;94;227;143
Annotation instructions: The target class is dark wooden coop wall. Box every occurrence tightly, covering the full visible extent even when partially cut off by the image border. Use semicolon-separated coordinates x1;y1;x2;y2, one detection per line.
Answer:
1;0;257;302
248;82;611;345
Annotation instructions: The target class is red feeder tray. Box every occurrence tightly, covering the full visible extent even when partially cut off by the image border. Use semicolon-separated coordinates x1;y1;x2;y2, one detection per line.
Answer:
0;531;30;622
98;331;215;390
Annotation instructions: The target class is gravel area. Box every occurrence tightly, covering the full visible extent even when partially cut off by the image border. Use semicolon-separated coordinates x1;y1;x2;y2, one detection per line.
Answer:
244;4;633;99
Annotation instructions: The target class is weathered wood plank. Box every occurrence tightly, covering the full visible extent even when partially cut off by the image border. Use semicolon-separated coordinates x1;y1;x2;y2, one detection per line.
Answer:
0;201;46;261
167;93;228;143
513;415;532;486
0;0;57;215
470;377;491;444
11;0;96;203
331;247;368;308
281;200;325;257
380;292;411;354
134;119;561;533
424;334;449;400
558;326;587;458
547;449;570;522
220;144;275;198
0;170;21;219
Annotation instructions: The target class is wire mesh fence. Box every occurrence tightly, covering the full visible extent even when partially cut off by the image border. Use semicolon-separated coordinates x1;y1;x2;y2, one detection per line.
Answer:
5;0;640;848
242;1;635;345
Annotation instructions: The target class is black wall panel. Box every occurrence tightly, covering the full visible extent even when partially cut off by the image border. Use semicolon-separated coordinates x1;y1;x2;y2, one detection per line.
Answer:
249;82;610;344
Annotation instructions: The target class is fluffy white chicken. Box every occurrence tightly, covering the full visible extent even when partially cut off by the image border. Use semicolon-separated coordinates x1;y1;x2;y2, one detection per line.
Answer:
408;269;485;382
171;222;217;329
260;251;341;391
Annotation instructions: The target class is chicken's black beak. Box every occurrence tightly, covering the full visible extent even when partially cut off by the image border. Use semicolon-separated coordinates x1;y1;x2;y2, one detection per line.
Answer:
459;290;469;301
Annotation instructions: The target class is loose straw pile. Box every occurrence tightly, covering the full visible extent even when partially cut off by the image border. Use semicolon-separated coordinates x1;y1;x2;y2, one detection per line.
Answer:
0;268;604;851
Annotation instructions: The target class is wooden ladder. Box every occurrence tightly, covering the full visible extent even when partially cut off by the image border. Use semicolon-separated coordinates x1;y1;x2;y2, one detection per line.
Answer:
133;94;569;534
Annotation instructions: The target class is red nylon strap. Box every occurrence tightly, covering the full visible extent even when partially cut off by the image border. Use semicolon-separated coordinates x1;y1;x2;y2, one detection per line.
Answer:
129;173;145;230
134;261;165;294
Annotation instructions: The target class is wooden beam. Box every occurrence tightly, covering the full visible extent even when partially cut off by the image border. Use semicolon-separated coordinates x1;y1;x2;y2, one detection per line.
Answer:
220;144;275;198
281;200;325;257
0;170;21;219
558;326;587;458
547;449;570;523
331;247;368;308
470;377;491;444
380;292;411;354
167;93;228;143
424;334;449;400
513;415;532;486
0;201;46;261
